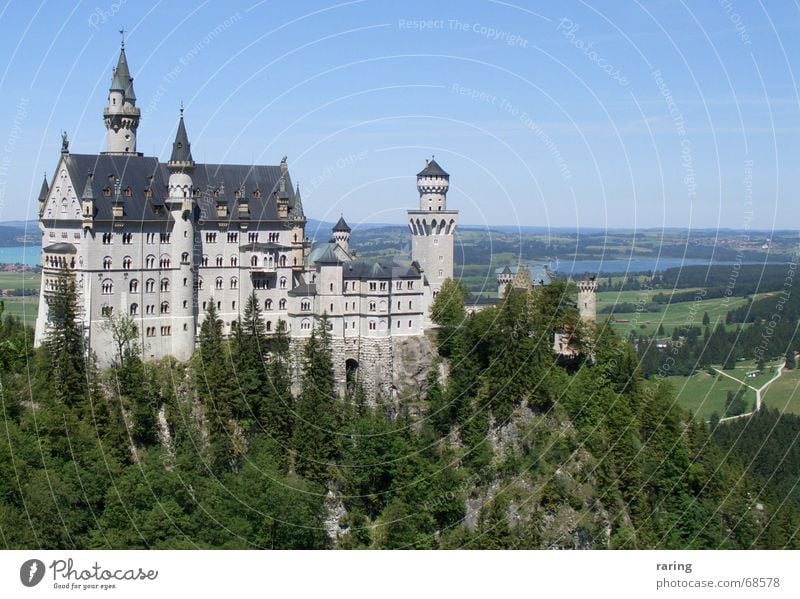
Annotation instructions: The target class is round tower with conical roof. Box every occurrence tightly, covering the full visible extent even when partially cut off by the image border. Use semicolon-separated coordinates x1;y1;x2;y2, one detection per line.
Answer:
332;215;351;253
166;108;196;360
407;157;459;298
103;35;140;154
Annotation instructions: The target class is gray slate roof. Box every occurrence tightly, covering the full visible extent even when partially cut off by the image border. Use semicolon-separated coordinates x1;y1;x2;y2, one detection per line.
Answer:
333;215;350;232
342;257;421;280
417;158;449;178
43;242;77;254
58;153;303;225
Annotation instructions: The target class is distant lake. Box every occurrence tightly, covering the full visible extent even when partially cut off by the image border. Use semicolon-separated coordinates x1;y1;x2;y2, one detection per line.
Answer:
549;257;765;275
0;245;39;267
0;245;773;274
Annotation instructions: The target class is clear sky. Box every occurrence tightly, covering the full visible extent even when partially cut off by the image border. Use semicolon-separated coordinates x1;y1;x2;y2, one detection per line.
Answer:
0;0;798;231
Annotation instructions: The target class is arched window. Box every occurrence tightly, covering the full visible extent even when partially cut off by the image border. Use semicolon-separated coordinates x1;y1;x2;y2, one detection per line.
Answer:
216;255;223;267
201;255;209;267
369;301;376;312
101;278;113;294
160;301;170;314
279;299;286;310
265;299;272;310
279;255;287;267
266;321;272;332
230;277;238;289
122;256;132;270
181;252;189;264
161;278;170;292
103;256;112;270
145;278;155;293
279;277;287;289
230;255;238;267
130;303;138;315
301;319;311;330
301;300;311;311
129;279;139;293
145;255;155;268
215;277;223;290
160;255;171;268
251;255;258;267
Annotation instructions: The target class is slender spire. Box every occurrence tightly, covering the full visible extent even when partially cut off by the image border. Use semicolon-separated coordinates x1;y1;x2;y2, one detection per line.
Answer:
110;37;136;103
169;108;194;166
81;172;95;200
38;173;49;202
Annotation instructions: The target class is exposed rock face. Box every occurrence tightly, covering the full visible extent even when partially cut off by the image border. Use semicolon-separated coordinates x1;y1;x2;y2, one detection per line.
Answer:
289;333;437;403
392;334;437;395
324;489;349;541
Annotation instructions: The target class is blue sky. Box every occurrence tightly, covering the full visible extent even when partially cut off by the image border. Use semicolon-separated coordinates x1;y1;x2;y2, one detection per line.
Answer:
0;0;798;230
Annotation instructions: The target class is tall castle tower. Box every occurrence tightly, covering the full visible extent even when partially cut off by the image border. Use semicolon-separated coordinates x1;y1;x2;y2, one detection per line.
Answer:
102;35;140;155
577;276;598;322
407;158;458;296
165;108;196;360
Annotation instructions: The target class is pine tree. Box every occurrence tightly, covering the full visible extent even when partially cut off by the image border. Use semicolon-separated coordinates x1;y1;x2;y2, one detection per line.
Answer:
196;300;239;472
46;263;87;406
292;315;338;484
429;278;467;358
263;319;294;467
231;292;268;423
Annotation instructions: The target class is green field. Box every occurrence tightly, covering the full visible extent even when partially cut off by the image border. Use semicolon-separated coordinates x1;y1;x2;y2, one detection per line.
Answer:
667;371;757;420
0;296;38;320
760;369;800;415
597;290;753;336
0;271;39;321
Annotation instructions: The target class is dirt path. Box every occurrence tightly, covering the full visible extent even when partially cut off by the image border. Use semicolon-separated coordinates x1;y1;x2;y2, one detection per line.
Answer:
715;364;784;423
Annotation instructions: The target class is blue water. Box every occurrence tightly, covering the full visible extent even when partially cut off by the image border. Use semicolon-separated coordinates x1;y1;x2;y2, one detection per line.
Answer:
0;245;772;274
0;245;40;267
549;258;763;275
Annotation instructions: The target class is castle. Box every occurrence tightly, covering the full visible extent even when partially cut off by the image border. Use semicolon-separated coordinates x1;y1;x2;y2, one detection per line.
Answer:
34;41;595;399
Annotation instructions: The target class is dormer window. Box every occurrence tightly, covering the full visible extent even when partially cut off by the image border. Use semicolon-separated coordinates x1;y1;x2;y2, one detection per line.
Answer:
103;187;112;197
253;189;261;199
124;186;133;198
144;188;153;199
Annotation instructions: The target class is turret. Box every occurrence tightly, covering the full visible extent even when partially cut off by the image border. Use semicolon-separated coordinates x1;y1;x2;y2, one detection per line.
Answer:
416;157;449;211
81;172;95;230
166;106;194;214
102;34;140;155
332;215;351;253
577;276;598;322
166;108;196;361
37;173;49;216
